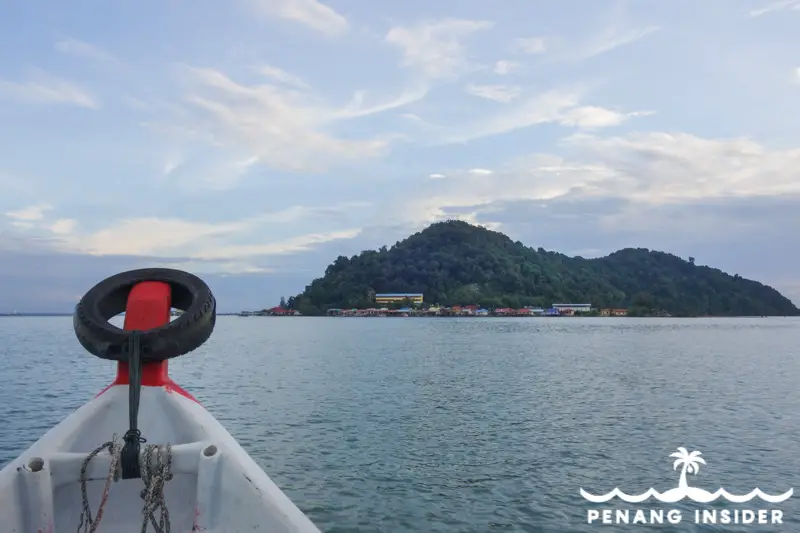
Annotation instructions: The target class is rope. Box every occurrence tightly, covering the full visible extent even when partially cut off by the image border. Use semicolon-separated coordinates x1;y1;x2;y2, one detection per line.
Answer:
139;443;173;533
76;439;173;533
77;435;121;533
121;331;146;480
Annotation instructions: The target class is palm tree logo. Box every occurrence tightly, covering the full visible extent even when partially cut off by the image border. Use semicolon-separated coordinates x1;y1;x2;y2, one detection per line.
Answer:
670;447;706;492
580;446;794;503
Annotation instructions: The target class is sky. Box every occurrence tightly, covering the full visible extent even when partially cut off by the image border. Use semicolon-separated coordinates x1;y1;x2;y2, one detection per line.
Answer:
0;0;799;313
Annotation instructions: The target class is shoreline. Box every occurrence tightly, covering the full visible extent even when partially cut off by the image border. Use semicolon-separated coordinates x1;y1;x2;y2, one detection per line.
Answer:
237;314;783;319
0;313;787;319
0;312;243;317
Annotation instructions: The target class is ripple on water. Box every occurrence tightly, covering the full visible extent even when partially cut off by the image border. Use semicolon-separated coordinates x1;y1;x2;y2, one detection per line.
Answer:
1;316;799;532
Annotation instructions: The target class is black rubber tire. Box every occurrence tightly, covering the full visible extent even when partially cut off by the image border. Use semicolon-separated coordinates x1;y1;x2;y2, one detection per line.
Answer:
73;268;216;362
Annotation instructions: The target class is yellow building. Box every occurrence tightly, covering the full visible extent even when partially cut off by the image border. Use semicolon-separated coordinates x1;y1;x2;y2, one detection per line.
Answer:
374;293;423;305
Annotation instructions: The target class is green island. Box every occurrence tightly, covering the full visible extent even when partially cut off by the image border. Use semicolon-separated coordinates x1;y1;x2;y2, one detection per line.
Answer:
243;220;799;318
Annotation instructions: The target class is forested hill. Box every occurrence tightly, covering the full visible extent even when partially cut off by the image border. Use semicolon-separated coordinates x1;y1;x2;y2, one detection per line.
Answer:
288;220;799;317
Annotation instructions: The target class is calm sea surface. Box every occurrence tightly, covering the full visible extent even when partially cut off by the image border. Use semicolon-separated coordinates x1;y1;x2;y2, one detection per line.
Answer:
1;316;799;532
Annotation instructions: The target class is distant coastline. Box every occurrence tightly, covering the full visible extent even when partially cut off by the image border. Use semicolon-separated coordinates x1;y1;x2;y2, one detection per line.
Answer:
0;311;784;319
0;313;73;317
283;221;799;318
0;312;242;317
237;315;779;318
237;304;782;319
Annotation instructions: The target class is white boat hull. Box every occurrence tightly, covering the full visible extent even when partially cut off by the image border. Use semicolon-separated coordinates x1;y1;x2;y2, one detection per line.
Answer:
0;385;322;532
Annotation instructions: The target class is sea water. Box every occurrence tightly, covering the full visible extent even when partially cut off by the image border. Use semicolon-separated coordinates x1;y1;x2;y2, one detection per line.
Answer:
1;316;799;532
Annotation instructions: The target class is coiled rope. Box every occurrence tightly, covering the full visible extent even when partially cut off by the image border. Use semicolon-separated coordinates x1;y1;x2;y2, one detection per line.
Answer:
77;439;173;533
77;332;173;532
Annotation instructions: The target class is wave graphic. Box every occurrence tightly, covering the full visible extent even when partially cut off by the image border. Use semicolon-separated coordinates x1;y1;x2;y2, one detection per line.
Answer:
580;486;794;504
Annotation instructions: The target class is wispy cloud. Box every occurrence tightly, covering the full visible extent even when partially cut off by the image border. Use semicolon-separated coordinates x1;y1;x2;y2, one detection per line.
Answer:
386;18;495;79
254;65;310;89
578;25;659;60
157;64;413;176
334;85;429;120
5;204;52;222
4;201;369;263
0;71;99;109
748;0;800;17
437;88;653;144
54;38;116;62
513;36;546;54
464;83;523;103
247;0;348;35
493;60;518;75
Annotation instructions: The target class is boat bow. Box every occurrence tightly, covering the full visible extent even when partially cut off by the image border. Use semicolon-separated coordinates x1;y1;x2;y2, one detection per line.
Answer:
0;268;322;532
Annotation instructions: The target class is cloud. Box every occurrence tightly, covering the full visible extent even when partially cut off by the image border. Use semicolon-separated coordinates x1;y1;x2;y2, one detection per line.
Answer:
254;65;310;89
173;155;261;191
79;220;360;261
386;18;495;79
184;228;362;260
0;71;99;109
398;132;800;236
437;88;652;144
560;132;800;203
334;85;429;120
5;204;52;222
536;23;658;63
794;67;800;84
151;259;274;275
748;0;800;17
247;0;348;35
373;131;800;243
155;65;416;176
161;155;183;176
578;25;660;60
439;89;581;143
513;37;546;54
2;202;370;266
493;60;518;75
464;83;523;103
560;107;655;129
54;38;116;62
48;219;77;235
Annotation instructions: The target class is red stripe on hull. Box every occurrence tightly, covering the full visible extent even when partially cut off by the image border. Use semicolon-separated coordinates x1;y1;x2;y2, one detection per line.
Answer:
95;281;199;404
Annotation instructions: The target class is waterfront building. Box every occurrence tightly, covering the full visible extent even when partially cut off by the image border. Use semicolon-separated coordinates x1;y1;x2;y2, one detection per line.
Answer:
552;303;592;313
374;293;423;305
